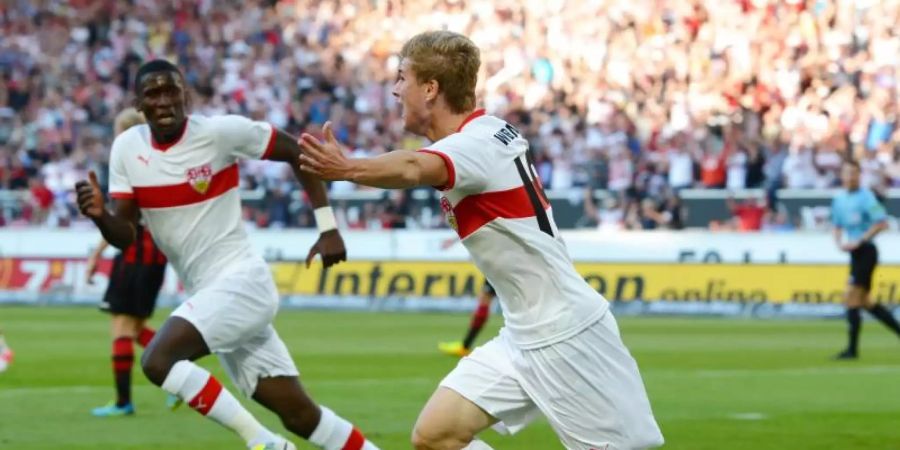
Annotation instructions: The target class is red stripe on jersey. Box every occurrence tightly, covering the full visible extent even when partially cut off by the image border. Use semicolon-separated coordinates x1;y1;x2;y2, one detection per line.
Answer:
132;164;239;209
151;120;188;151
110;192;134;199
189;376;223;416
261;126;277;160
453;185;550;239
456;109;485;132
341;428;366;450
419;149;455;191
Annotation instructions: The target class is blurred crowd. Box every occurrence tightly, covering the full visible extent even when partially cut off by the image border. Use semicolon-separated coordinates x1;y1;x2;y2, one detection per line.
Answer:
0;0;898;230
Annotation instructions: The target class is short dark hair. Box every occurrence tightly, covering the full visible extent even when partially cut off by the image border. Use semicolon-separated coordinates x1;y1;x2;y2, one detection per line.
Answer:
134;59;182;94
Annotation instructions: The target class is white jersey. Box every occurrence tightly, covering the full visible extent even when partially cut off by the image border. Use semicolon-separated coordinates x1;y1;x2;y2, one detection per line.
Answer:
425;110;608;349
108;114;276;293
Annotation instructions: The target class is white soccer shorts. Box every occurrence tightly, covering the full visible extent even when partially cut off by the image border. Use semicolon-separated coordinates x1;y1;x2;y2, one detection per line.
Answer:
440;311;664;450
172;260;298;396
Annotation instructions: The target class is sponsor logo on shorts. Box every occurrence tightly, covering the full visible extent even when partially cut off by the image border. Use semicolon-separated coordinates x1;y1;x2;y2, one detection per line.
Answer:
187;164;213;194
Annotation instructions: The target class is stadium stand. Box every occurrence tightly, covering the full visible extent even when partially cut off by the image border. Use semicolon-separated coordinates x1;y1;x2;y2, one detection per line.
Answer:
0;0;897;230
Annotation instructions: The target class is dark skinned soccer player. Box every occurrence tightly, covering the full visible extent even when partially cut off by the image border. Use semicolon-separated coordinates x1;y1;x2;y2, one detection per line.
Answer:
76;60;379;450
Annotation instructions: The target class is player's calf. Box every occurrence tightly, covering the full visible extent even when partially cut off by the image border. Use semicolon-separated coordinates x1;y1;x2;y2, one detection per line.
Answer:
412;428;477;450
140;318;285;448
139;317;209;385
162;360;287;448
253;376;380;450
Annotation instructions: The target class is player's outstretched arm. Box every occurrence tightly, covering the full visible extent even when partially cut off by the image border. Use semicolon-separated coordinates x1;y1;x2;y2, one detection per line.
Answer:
264;127;347;268
75;171;138;250
298;122;449;189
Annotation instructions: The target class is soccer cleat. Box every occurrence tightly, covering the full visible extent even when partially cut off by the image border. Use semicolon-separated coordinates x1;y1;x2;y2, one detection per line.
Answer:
166;393;183;411
833;349;858;360
250;435;296;450
438;341;471;358
91;401;135;417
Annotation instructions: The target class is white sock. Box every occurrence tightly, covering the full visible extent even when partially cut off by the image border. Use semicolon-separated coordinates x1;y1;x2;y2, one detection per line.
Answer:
161;360;275;446
462;440;495;450
308;405;379;450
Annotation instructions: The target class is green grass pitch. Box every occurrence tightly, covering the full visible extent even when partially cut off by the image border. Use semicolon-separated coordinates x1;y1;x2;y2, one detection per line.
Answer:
2;306;900;449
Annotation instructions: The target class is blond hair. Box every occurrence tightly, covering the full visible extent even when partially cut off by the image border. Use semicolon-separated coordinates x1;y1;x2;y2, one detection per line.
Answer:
114;108;145;136
400;31;480;114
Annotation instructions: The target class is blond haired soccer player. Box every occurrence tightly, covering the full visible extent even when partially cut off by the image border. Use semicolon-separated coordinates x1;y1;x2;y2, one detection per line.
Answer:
299;31;664;450
88;108;178;417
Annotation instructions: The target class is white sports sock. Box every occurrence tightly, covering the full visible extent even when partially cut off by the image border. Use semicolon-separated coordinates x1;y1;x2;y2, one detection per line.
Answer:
308;406;380;450
161;360;275;446
462;440;495;450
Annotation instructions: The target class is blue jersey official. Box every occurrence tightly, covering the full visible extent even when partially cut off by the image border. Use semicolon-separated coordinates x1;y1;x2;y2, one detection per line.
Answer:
830;160;896;360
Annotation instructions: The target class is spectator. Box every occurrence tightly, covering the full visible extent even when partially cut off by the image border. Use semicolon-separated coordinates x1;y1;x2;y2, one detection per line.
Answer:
782;145;817;189
726;146;748;190
745;142;766;188
666;137;695;191
28;177;53;225
762;207;796;233
700;145;727;189
727;196;767;232
597;197;625;232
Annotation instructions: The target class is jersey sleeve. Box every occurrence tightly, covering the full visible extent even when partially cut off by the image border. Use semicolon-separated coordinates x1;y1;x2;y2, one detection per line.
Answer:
863;190;888;223
420;135;491;192
210;115;277;161
108;138;133;199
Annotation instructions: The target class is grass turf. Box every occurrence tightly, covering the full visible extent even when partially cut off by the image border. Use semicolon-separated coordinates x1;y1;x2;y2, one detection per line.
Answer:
1;306;900;449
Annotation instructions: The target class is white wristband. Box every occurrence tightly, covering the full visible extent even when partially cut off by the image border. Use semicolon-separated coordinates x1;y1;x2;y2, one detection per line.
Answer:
314;206;337;233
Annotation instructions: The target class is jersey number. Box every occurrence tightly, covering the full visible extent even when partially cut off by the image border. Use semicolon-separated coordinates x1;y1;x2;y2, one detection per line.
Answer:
514;154;553;237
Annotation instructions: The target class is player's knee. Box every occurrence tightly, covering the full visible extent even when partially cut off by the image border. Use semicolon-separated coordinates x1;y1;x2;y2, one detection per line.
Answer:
139;347;173;386
411;423;472;450
111;315;135;339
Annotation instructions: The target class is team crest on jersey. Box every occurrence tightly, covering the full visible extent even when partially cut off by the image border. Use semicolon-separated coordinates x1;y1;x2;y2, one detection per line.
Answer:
187;164;213;194
440;197;457;231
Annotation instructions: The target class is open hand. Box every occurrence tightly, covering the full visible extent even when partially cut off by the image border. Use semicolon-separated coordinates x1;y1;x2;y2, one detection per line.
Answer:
298;121;353;181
